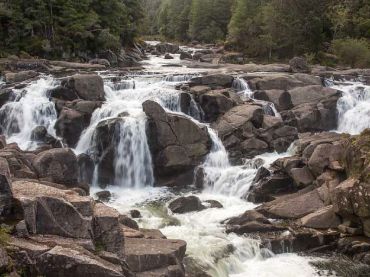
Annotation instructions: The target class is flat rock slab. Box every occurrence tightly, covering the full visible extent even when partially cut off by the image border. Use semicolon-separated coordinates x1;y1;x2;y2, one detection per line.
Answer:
125;238;186;272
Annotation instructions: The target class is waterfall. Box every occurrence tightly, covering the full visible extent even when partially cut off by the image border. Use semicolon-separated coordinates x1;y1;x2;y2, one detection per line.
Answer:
232;77;281;118
0;77;58;150
332;81;370;135
113;118;154;188
232;77;253;99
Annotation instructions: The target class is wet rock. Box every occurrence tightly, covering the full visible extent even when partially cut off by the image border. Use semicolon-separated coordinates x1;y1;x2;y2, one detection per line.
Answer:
77;153;95;185
224;210;270;226
253;89;293;111
168;196;206;214
95;191;111;203
90;117;124;187
55;108;89;147
0;89;15;108
281;87;341;132
130;210;141;218
30;126;61;148
164;54;174;60
203;200;223;209
190;74;234;88
262;229;339;254
198;90;235;122
32;148;79;187
247;174;294;203
179;51;192;60
119;215;139;230
59;74;105;101
4;70;38;84
143;100;211;187
289;57;311;73
226;221;286;235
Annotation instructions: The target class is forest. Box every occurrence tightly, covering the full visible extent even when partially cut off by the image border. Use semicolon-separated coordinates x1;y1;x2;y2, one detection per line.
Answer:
0;0;369;67
0;0;143;58
142;0;370;66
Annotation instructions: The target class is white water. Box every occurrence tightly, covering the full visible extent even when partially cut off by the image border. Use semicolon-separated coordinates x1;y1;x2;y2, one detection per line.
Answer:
0;77;58;150
332;81;370;135
232;77;281;118
0;51;339;276
87;55;324;276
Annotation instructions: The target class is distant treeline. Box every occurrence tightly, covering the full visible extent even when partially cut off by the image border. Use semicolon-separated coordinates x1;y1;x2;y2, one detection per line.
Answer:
0;0;143;59
141;0;370;67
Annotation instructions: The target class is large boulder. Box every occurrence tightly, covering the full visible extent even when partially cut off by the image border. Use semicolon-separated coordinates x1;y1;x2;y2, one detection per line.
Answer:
12;180;93;238
281;86;341;132
189;74;234;88
143;100;211;187
258;188;325;220
298;205;341;229
32;148;79;187
245;73;321;91
90;117;123;187
57;74;105;102
212;104;297;162
54;100;102;147
31;126;61;148
36;245;126;277
125;237;186;274
197;90;235;122
168;196;205;214
93;203;125;257
253;90;293;111
333;179;370;237
4;70;38;84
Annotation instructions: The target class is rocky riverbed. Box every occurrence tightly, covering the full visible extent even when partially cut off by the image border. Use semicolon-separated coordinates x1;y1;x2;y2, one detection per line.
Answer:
0;42;369;276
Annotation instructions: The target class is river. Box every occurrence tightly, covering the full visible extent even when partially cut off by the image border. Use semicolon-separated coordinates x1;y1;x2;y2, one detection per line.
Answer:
1;45;369;277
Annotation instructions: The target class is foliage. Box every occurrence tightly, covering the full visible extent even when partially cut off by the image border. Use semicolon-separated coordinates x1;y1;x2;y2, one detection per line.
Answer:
142;0;370;67
0;0;144;58
332;38;370;68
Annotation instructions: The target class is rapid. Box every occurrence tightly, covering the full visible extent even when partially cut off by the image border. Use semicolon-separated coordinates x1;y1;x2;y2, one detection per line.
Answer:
1;46;369;277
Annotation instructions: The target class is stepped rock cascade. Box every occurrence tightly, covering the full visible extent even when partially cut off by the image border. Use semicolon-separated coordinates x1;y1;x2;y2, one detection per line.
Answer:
332;81;370;134
232;76;281;118
0;77;58;150
2;47;369;276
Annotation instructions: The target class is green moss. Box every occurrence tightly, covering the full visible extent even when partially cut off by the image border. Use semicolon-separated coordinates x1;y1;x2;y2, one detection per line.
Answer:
0;226;11;247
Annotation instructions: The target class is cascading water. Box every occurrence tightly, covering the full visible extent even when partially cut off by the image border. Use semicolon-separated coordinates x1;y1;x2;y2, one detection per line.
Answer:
331;81;370;135
0;77;58;150
232;77;281;118
0;50;345;276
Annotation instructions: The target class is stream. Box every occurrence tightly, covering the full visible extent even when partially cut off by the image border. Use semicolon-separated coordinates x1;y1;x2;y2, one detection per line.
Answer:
1;44;369;277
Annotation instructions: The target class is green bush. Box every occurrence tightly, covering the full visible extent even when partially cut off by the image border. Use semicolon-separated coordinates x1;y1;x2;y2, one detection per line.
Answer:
332;38;370;68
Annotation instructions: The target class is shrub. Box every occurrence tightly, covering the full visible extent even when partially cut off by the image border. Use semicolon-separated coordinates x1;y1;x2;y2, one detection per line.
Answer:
331;38;370;68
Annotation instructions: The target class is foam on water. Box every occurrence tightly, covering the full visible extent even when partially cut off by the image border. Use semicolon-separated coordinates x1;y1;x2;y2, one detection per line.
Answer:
0;76;58;150
332;81;370;135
